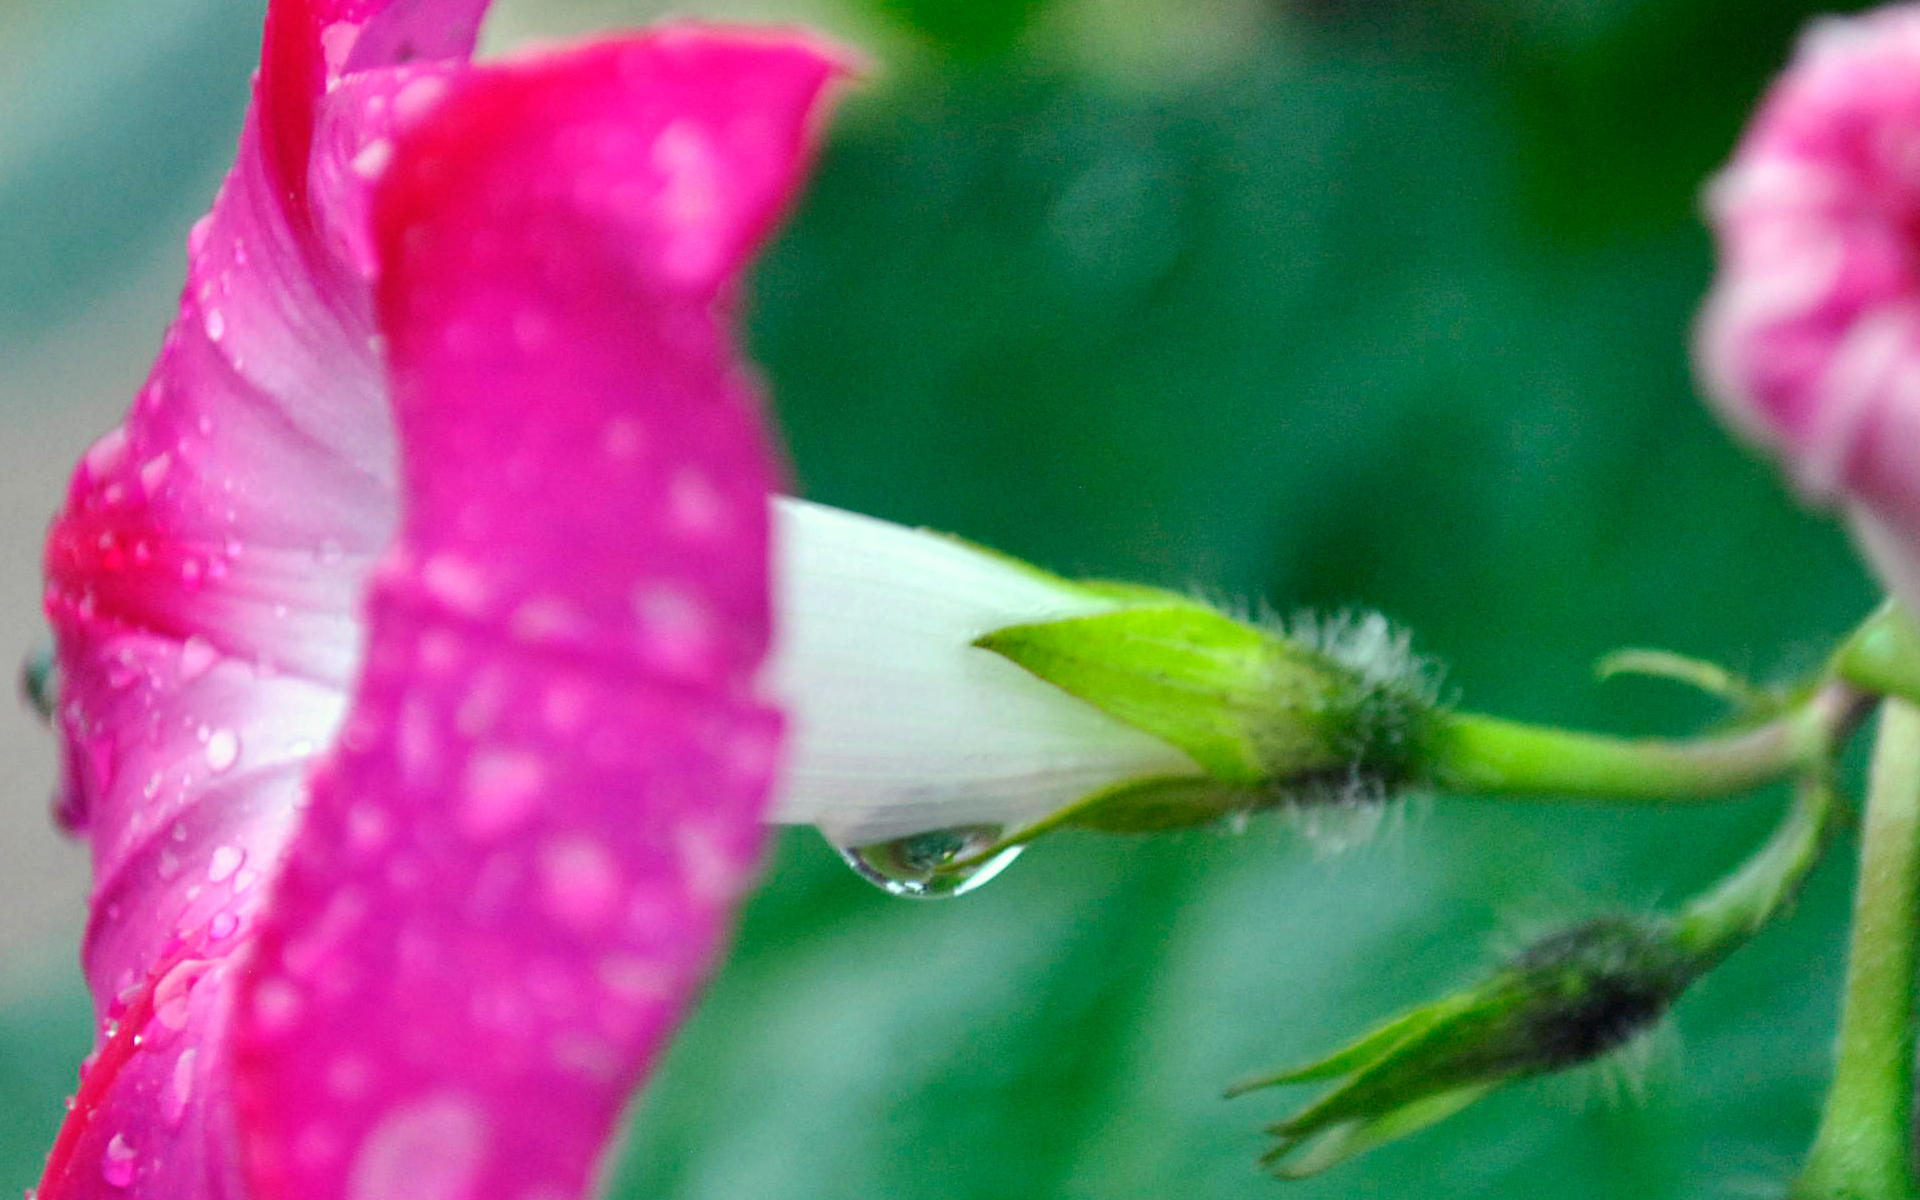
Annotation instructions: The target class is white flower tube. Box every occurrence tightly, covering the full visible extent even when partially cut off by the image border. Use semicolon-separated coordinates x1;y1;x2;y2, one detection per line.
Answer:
768;497;1204;846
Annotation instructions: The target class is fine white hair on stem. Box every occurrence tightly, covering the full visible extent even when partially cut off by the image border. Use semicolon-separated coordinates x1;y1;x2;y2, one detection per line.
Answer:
765;497;1204;846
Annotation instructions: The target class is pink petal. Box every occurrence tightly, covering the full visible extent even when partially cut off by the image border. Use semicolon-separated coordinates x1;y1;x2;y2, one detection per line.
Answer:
40;3;489;1196
258;0;490;237
230;31;843;1200
1698;6;1920;596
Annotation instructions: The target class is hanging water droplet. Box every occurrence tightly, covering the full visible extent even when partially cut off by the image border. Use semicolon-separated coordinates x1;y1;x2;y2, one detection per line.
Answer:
835;825;1023;900
20;642;57;725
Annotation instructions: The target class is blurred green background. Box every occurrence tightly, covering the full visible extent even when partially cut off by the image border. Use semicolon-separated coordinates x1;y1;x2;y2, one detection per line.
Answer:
0;0;1899;1196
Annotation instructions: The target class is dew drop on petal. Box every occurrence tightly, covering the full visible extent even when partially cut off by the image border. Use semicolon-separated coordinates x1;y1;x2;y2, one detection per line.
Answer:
351;138;394;180
137;453;172;495
835;825;1024;900
595;954;672;1002
207;844;245;883
154;960;207;1031
178;635;217;681
204;308;226;343
460;749;545;841
346;1094;488;1200
393;76;450;125
101;1134;136;1188
164;1049;197;1127
251;977;304;1038
538;835;621;929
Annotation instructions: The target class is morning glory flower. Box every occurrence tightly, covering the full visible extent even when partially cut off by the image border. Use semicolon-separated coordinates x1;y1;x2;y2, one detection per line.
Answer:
1698;3;1920;605
38;1;845;1195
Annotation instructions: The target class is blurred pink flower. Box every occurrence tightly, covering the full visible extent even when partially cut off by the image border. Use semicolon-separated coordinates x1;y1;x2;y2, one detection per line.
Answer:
37;3;843;1198
1699;4;1920;602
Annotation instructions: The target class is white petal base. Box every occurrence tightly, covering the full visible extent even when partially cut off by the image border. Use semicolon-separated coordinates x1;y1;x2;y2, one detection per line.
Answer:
768;498;1203;845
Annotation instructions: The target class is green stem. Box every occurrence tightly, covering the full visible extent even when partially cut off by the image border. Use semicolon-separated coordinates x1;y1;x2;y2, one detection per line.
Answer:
1796;700;1920;1200
1836;602;1920;709
1672;770;1837;962
1427;685;1858;803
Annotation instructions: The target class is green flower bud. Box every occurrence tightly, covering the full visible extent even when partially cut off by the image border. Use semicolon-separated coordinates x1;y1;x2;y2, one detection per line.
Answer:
972;603;1442;835
1231;915;1695;1177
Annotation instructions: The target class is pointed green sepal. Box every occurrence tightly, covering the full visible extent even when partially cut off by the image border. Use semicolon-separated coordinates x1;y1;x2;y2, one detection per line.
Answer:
975;604;1290;782
1263;1084;1496;1178
1834;600;1920;708
1225;1003;1457;1097
1238;915;1695;1176
1020;775;1262;837
1595;647;1773;712
974;604;1438;792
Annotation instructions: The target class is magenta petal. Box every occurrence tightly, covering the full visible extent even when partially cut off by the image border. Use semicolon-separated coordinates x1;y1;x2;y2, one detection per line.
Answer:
1698;7;1920;599
230;31;844;1200
40;3;494;1196
257;0;489;231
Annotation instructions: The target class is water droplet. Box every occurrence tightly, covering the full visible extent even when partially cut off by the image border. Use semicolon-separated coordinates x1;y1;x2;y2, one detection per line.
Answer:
204;308;226;343
460;749;544;840
101;1133;136;1187
19;644;56;725
207;844;245;883
154;959;209;1031
164;1049;198;1126
204;728;241;773
351;137;393;179
393;76;450;124
250;977;304;1037
138;453;173;495
178;635;217;681
538;835;621;929
347;1093;487;1200
836;825;1024;900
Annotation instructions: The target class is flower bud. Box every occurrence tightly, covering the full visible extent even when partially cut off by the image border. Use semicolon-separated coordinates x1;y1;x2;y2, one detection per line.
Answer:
973;605;1443;834
1698;5;1920;606
1232;915;1693;1177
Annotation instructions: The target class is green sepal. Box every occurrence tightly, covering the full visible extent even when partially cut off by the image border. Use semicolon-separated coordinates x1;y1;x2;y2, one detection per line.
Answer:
925;777;1257;882
1834;600;1920;708
1239;915;1694;1176
974;604;1371;784
1263;1084;1495;1178
1595;647;1773;712
1072;580;1198;606
1022;774;1262;836
1225;1003;1453;1096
